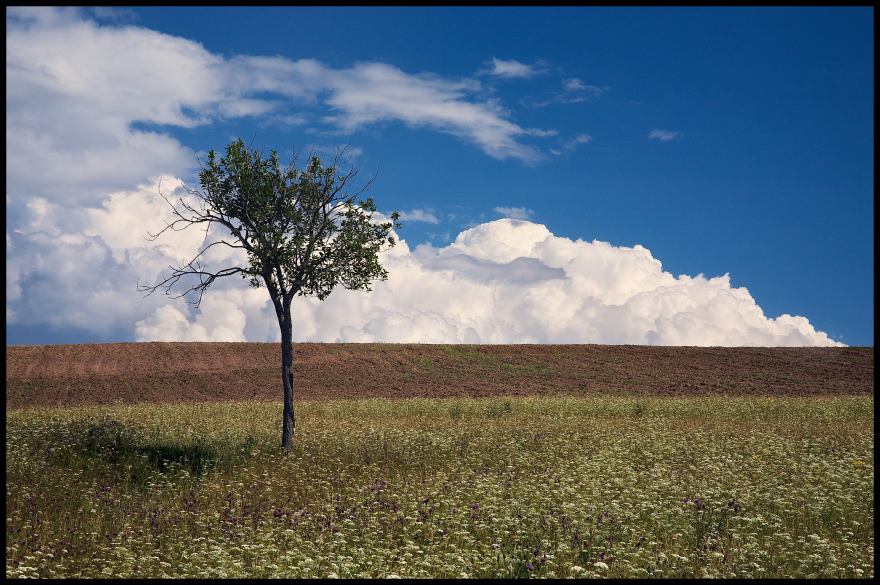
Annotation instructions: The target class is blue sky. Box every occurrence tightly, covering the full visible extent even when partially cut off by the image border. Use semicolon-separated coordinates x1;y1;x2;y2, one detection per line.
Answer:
6;7;873;346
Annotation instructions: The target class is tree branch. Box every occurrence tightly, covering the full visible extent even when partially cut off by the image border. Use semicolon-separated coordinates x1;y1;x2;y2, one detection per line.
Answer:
137;260;249;308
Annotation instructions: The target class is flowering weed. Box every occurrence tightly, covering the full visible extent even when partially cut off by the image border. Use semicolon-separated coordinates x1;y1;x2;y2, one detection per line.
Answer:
6;397;873;578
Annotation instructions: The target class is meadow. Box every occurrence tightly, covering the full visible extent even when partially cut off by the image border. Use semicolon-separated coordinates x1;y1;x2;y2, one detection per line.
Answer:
6;396;874;578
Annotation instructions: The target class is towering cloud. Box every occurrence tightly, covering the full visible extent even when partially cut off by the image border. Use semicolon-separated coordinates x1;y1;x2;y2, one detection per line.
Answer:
130;218;843;347
7;173;843;347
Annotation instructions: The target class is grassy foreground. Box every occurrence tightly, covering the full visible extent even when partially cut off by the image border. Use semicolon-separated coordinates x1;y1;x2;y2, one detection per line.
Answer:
6;396;874;578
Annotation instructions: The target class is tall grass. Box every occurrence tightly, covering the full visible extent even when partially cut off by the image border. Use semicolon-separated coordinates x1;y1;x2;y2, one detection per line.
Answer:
6;396;874;578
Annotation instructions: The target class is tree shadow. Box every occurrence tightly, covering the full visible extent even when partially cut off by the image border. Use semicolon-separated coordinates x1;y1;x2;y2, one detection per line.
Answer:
45;417;257;483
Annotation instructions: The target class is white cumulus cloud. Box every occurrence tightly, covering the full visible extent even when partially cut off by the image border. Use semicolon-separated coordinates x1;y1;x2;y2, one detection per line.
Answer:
134;287;269;343
128;219;845;347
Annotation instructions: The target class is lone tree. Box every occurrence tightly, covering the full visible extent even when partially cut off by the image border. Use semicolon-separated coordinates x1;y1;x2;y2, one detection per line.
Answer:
139;138;400;451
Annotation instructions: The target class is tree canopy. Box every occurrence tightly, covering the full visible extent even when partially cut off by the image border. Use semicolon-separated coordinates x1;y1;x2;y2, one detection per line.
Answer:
142;138;399;305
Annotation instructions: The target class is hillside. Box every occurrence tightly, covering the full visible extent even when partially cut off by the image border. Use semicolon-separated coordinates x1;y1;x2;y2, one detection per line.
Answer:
5;343;874;409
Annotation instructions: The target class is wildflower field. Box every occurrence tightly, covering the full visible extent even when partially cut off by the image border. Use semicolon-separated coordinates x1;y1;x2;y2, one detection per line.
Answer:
6;396;874;578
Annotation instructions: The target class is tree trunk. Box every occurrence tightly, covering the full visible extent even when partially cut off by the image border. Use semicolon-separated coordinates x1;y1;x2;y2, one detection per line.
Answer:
280;302;296;452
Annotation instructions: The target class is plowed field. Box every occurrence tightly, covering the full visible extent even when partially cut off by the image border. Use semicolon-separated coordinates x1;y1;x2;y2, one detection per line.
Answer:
6;343;873;409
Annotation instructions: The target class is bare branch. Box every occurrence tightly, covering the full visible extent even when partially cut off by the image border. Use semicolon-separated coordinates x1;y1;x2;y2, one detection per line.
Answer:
137;261;249;307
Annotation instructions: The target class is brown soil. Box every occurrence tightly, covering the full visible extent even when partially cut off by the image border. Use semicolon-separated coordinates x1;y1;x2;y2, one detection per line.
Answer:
5;343;874;409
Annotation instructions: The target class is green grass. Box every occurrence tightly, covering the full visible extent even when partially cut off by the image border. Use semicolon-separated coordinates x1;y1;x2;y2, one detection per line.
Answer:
6;396;874;578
